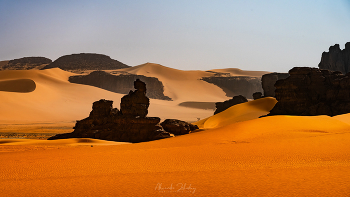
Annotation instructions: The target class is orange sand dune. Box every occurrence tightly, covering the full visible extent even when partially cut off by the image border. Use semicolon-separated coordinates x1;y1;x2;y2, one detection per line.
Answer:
0;68;215;123
1;113;349;196
119;63;230;102
194;97;277;129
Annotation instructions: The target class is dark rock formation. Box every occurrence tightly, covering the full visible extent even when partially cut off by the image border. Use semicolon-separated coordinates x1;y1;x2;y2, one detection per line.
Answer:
268;67;350;116
201;76;262;99
261;73;289;97
253;92;262;100
318;42;350;74
69;71;172;100
160;119;199;135
48;79;172;143
43;53;129;70
1;57;52;70
214;95;248;115
120;79;149;117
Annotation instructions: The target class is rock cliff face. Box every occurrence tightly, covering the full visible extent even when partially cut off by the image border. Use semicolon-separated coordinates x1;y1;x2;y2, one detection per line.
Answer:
318;42;350;74
268;67;350;116
69;71;171;100
1;57;52;70
261;73;289;97
48;79;172;143
43;53;129;70
201;76;262;99
214;95;248;115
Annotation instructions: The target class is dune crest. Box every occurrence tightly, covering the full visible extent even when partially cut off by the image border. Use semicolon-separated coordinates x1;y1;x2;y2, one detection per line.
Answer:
194;97;277;129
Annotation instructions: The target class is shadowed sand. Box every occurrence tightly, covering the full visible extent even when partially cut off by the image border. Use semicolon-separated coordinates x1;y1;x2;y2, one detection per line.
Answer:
0;79;36;93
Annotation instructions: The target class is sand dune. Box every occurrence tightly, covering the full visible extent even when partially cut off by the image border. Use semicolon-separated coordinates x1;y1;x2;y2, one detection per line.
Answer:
120;63;230;102
0;64;349;196
194;97;277;129
0;68;217;123
1;110;349;196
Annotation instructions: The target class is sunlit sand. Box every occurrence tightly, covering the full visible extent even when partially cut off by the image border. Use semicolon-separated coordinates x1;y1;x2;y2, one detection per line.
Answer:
0;65;349;196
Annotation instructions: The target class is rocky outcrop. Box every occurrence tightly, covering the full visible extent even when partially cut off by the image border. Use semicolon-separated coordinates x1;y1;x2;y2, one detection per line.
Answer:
120;79;149;117
261;73;289;97
318;42;350;74
214;95;248;115
48;79;172;143
201;76;262;99
43;53;129;70
69;71;172;100
268;67;350;116
160;119;199;135
253;92;262;100
1;57;52;70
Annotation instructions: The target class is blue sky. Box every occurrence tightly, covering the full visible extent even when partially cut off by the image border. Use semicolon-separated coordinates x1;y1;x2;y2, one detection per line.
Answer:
0;0;349;72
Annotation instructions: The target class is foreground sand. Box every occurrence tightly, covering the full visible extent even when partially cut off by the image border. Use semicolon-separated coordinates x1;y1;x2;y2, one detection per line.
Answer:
1;99;350;196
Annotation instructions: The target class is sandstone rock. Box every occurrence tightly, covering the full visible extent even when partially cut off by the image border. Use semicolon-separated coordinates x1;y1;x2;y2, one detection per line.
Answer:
268;67;350;116
43;53;129;70
214;95;248;115
120;79;149;118
69;71;172;100
253;92;262;100
48;79;173;143
1;57;52;70
160;119;199;135
201;76;263;99
318;42;350;74
261;73;289;97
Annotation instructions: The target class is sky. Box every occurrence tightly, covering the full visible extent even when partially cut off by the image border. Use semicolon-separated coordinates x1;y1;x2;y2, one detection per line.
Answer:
0;0;350;72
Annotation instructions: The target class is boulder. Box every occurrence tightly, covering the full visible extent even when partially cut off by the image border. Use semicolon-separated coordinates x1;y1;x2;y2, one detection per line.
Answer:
214;95;248;115
268;67;350;116
252;92;262;100
160;119;199;135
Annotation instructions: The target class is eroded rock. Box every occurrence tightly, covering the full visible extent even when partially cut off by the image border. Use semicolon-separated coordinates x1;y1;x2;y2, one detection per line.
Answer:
318;42;350;74
160;119;199;135
214;95;248;115
261;73;289;97
48;79;173;143
268;67;350;116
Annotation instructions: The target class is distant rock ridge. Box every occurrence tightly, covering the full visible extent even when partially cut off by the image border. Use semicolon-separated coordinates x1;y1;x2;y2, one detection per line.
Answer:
43;53;130;71
318;42;350;74
268;67;350;116
261;73;289;97
69;71;172;100
48;79;197;142
1;57;52;70
201;76;262;99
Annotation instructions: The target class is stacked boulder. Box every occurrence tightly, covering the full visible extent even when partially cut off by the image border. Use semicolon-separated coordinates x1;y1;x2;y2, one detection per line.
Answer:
48;79;197;142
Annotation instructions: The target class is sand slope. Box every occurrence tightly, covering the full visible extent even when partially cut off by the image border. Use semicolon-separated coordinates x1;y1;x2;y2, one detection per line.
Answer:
1;112;349;196
0;68;219;123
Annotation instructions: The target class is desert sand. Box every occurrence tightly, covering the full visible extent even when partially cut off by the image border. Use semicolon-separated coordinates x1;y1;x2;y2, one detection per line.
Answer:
0;65;349;196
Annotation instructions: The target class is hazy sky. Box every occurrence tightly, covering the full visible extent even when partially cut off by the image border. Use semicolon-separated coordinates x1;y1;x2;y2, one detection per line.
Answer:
0;0;349;72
